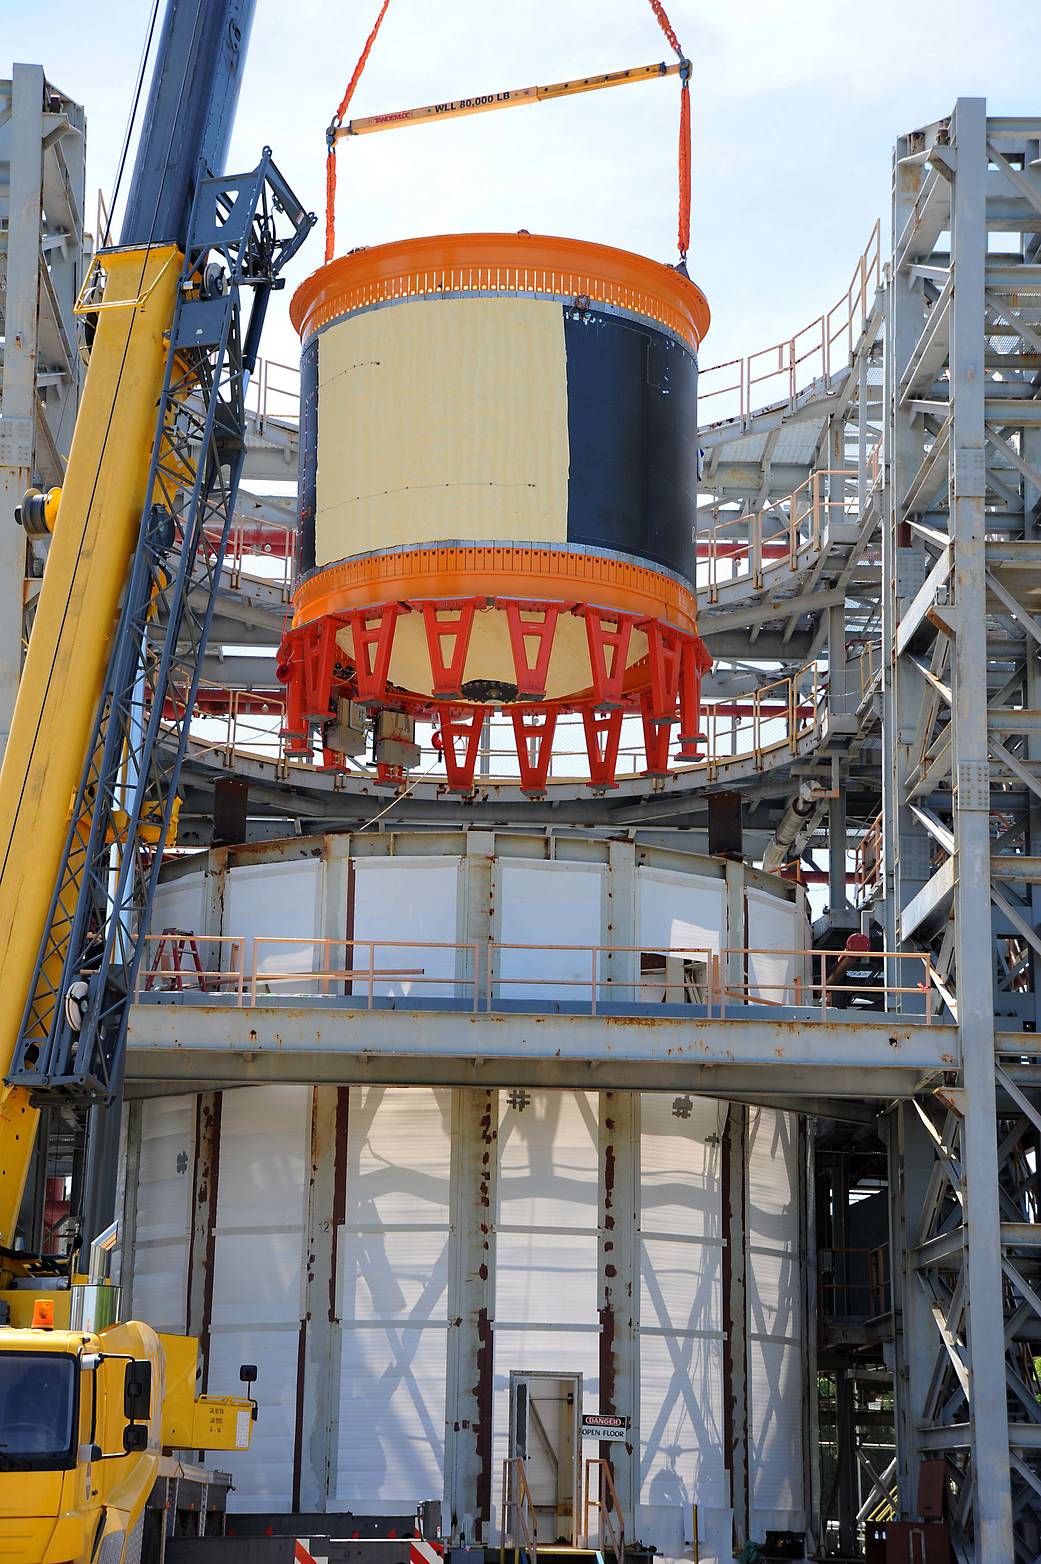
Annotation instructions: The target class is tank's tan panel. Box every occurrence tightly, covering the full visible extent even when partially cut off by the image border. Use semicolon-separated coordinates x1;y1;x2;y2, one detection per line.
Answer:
315;297;570;564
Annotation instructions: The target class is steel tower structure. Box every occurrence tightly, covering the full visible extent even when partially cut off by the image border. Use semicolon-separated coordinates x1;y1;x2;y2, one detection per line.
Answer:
883;100;1041;1558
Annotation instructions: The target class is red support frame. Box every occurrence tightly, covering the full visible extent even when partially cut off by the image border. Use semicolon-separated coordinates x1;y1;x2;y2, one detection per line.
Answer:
435;704;491;792
641;619;688;724
577;606;641;706
510;706;558;794
496;598;572;699
347;602;406;701
412;597;485;697
581;705;625;789
678;637;711;758
640;691;673;776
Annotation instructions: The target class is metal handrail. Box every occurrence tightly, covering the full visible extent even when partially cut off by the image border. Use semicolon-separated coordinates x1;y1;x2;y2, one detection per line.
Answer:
584;1457;624;1564
698;468;858;601
136;935;938;1020
500;1457;538;1564
699;220;882;423
178;663;827;788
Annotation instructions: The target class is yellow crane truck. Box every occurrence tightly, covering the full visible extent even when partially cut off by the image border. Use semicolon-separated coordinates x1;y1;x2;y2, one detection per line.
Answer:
0;1;313;1557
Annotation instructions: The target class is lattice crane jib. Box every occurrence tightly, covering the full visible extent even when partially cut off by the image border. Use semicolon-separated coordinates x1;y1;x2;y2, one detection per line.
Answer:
6;157;313;1105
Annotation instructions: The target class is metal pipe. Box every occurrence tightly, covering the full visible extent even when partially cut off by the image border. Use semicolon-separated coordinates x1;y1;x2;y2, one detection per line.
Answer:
762;781;824;872
88;1218;121;1282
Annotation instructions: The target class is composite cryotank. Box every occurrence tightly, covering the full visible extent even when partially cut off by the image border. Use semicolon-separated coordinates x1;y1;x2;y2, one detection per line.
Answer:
278;232;712;791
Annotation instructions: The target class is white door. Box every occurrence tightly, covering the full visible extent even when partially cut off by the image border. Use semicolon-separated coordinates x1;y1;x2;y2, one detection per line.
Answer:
508;1371;582;1545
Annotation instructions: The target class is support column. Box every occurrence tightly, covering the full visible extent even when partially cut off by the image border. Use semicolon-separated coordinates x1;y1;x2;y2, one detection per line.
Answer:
0;65;41;749
598;1091;639;1536
186;853;228;1365
722;1104;749;1550
947;98;1013;1558
444;1087;498;1544
886;1104;936;1519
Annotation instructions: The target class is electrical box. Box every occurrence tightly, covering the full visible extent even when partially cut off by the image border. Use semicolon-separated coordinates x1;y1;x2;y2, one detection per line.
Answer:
326;698;368;757
375;710;420;771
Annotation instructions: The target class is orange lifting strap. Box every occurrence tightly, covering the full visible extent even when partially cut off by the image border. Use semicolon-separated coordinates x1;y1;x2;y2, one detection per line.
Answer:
325;0;394;263
324;0;692;264
645;0;692;259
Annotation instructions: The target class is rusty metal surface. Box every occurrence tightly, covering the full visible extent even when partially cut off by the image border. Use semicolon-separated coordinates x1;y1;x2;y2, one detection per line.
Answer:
127;1002;956;1101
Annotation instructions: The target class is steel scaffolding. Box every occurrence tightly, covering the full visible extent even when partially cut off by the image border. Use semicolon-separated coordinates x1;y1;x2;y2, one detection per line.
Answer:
882;100;1041;1560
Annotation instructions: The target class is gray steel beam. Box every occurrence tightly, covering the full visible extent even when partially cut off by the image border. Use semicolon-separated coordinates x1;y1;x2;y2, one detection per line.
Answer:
126;1001;955;1077
946;100;1014;1559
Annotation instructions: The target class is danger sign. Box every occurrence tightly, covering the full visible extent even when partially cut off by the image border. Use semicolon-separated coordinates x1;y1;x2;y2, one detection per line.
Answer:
581;1413;628;1441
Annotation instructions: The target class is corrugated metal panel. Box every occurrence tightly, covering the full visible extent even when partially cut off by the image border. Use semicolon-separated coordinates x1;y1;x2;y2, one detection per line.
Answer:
496;1230;598;1326
498;1090;599;1230
747;1108;804;1537
150;875;206;938
335;1087;452;1510
225;859;322;994
337;1325;449;1504
127;1097;193;1333
210;1084;311;1511
635;868;725;963
494;1091;600;1524
352;859;462;999
639;1094;727;1556
746;888;802;1004
496;863;603;999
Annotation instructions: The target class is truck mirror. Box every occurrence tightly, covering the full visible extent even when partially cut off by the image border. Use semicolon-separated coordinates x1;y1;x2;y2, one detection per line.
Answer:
124;1359;152;1420
239;1364;257;1384
122;1424;148;1453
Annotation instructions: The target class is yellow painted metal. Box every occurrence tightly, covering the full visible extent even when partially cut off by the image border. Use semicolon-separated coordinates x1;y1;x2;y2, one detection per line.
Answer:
0;244;181;1249
315;295;570;562
336;60;680;139
159;1332;253;1451
0;1316;253;1561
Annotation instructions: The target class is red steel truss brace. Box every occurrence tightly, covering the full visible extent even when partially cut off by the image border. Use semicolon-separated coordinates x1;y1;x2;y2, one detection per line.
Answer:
641;619;687;723
277;617;342;749
495;598;572;699
640;690;673;775
578;606;641;706
413;597;484;697
348;602;406;701
302;619;343;718
510;706;559;794
582;706;625;788
678;637;711;757
435;704;491;791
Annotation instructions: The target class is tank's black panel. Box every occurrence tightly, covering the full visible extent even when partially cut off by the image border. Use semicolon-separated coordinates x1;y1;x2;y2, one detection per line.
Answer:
298;338;319;574
563;307;698;582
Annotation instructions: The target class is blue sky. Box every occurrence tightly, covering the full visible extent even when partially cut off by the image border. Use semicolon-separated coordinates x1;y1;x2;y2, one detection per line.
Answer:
9;0;1041;372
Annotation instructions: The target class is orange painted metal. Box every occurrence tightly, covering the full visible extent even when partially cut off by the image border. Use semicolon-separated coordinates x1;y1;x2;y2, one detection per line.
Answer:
291;231;710;353
293;544;699;637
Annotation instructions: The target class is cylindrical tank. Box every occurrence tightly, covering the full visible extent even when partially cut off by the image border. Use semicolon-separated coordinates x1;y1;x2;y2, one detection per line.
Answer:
278;233;712;791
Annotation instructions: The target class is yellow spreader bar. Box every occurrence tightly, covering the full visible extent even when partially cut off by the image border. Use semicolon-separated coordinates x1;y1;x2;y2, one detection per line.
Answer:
335;60;681;140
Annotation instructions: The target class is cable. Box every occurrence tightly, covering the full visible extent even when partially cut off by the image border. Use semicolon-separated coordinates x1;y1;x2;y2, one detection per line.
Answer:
325;0;394;262
100;0;163;248
356;754;443;832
